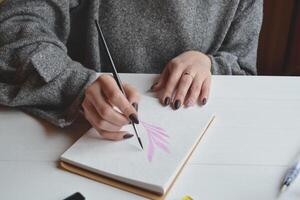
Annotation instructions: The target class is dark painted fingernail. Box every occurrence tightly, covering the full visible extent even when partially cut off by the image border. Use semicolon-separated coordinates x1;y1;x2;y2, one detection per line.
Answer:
164;97;171;106
150;82;158;90
123;133;134;139
132;102;138;111
202;98;207;105
129;114;139;124
174;100;181;110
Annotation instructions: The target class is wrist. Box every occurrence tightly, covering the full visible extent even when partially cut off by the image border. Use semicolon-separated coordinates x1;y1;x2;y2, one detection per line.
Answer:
193;50;212;72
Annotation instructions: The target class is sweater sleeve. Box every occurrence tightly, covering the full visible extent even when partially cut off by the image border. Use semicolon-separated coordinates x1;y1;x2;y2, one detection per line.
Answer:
209;0;263;75
0;0;98;127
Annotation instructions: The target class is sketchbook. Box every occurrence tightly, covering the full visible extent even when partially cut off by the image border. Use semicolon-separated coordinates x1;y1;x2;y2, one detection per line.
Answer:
60;95;214;199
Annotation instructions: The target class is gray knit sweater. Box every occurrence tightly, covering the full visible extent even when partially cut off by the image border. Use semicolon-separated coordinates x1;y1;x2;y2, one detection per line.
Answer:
0;0;263;127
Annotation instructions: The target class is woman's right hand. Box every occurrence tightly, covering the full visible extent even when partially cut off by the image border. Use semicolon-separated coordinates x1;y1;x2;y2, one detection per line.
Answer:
82;74;140;140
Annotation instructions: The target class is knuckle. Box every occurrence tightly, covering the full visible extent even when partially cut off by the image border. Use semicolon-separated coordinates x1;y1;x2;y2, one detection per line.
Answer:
85;87;99;100
110;91;122;102
173;62;184;71
98;74;110;82
176;91;185;99
169;58;180;66
191;83;201;92
85;86;93;97
82;102;91;114
81;100;87;109
111;93;122;102
99;106;111;117
97;120;105;129
82;106;88;115
181;76;191;84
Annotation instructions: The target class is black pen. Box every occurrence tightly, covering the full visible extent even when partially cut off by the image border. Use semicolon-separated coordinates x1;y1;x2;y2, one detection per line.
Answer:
95;20;143;150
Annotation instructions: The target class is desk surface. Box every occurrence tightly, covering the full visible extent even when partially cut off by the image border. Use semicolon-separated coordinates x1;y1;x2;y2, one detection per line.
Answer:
1;74;300;200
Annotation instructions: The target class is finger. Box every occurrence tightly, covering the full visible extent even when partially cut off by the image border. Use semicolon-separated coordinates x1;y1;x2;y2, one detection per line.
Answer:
184;75;203;107
97;119;122;132
82;100;122;132
173;71;195;110
82;100;132;141
199;76;211;106
124;84;140;111
160;63;183;106
99;75;139;124
150;66;168;91
82;99;97;127
124;83;141;110
88;92;130;126
82;99;104;132
99;130;133;141
85;82;129;126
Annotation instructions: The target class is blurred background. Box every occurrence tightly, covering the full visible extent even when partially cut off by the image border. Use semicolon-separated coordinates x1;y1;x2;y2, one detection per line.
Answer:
258;0;300;75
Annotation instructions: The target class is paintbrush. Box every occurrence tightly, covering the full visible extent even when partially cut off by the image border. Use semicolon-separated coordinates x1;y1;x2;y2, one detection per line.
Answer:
95;20;143;150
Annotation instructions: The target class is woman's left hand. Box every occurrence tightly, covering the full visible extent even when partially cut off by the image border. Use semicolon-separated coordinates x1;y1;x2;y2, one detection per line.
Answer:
151;50;212;109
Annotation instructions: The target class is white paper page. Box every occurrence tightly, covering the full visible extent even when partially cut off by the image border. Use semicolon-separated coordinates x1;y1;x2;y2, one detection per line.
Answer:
61;95;214;194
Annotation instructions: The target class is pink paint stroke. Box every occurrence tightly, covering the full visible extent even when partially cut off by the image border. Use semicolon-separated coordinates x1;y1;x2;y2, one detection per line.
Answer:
142;122;169;138
147;130;155;162
152;138;170;154
143;126;169;144
146;127;169;138
141;121;169;134
141;121;170;162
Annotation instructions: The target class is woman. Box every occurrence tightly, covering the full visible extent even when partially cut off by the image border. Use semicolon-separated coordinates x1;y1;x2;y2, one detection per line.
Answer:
0;0;263;140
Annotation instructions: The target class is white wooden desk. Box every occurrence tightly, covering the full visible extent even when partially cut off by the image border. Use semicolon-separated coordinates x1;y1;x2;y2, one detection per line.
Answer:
1;74;300;200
